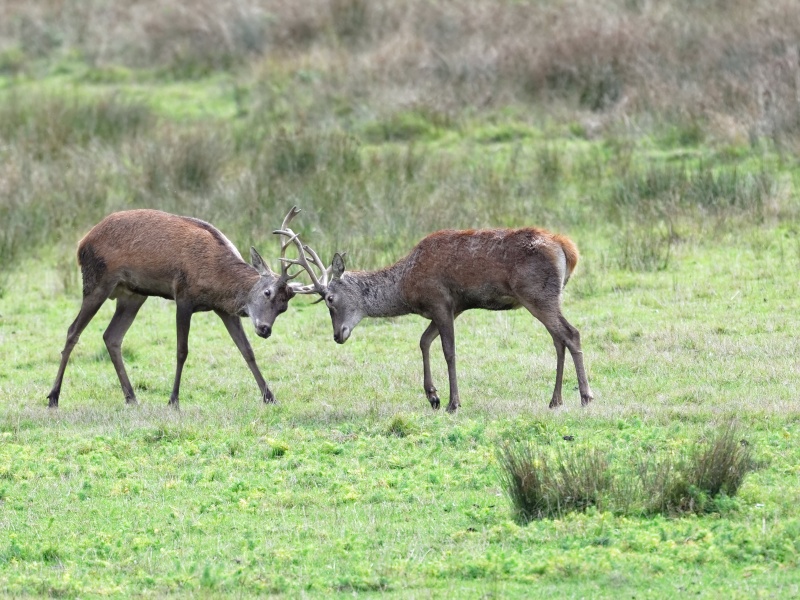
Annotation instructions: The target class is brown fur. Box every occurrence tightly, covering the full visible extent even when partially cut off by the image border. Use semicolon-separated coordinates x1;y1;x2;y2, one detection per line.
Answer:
48;209;294;408
321;226;593;412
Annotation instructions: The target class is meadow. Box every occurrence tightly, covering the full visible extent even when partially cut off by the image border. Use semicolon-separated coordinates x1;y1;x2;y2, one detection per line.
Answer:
2;1;800;597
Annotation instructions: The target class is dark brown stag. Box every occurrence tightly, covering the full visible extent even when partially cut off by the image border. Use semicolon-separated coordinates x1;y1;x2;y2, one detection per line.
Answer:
48;207;304;408
276;225;593;412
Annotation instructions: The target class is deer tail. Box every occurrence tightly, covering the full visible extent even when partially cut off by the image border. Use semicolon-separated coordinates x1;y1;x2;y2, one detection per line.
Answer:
553;234;579;288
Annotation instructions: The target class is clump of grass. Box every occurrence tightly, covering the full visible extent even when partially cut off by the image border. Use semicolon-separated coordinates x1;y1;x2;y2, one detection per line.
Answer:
249;130;362;178
499;422;753;521
384;413;418;438
266;438;289;458
498;442;610;523
140;129;228;194
608;162;776;221
648;422;753;515
615;224;673;272
361;108;451;143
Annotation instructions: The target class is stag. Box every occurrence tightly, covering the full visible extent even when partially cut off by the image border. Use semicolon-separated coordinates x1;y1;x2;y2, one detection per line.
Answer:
47;207;304;408
276;225;593;412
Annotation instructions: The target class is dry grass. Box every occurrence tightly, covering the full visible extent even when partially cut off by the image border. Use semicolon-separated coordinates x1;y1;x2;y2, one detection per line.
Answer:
3;0;800;144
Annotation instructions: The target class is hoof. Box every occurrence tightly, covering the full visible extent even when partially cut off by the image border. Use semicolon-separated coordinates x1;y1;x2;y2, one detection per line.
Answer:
581;392;594;407
168;398;180;410
548;397;563;409
263;395;276;405
125;397;138;406
427;390;440;410
445;402;459;414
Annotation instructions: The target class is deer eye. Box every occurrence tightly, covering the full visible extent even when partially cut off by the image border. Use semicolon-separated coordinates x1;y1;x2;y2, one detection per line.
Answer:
326;294;334;305
264;289;272;299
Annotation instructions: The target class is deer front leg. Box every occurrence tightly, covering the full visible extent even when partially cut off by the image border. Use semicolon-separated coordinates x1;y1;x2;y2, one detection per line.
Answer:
433;314;460;413
419;321;441;409
215;311;275;403
169;302;193;409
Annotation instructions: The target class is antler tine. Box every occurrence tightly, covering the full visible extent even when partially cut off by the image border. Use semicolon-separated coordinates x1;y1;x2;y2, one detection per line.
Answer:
272;226;328;295
275;207;302;281
301;244;330;287
279;206;301;232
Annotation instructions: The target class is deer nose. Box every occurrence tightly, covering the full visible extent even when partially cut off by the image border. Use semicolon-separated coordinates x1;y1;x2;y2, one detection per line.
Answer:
334;326;350;344
256;323;272;339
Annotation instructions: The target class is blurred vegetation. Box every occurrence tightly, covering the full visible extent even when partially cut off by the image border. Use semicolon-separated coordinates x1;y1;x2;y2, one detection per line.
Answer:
0;0;798;288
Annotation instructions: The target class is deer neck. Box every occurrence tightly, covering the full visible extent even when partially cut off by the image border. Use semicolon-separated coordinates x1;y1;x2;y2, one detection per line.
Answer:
348;263;409;318
219;262;262;315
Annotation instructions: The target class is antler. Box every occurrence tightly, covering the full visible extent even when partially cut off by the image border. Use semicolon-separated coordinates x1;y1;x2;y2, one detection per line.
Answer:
273;217;330;295
275;206;304;283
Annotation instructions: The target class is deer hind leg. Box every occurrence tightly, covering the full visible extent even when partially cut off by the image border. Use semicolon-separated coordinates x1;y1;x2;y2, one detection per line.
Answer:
169;302;193;409
103;293;147;405
215;310;274;404
523;301;593;408
419;321;441;410
47;283;114;408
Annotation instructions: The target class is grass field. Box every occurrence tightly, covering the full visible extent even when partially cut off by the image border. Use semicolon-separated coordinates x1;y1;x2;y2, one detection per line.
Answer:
2;1;800;597
2;233;799;597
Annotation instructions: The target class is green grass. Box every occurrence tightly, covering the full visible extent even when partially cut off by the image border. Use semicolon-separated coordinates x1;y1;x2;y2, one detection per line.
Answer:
2;6;800;594
1;230;799;597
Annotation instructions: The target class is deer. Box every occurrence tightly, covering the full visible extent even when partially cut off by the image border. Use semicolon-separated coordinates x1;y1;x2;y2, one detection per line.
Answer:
47;207;305;409
275;224;594;413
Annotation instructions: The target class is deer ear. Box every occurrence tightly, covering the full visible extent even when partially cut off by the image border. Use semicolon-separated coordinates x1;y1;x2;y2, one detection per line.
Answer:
250;246;273;276
332;253;346;280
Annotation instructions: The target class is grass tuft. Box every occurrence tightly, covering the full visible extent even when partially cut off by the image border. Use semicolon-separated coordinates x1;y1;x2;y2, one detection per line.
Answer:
384;413;418;438
498;442;610;523
499;422;754;521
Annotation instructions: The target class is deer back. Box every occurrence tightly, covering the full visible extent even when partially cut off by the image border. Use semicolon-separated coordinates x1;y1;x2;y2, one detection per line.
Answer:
398;228;577;312
78;210;262;312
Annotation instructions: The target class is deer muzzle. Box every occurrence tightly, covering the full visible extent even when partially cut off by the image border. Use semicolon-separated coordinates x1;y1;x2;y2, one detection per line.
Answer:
333;325;351;344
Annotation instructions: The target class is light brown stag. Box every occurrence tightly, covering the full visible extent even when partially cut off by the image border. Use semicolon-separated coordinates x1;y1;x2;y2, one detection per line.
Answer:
276;225;593;412
47;207;304;408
